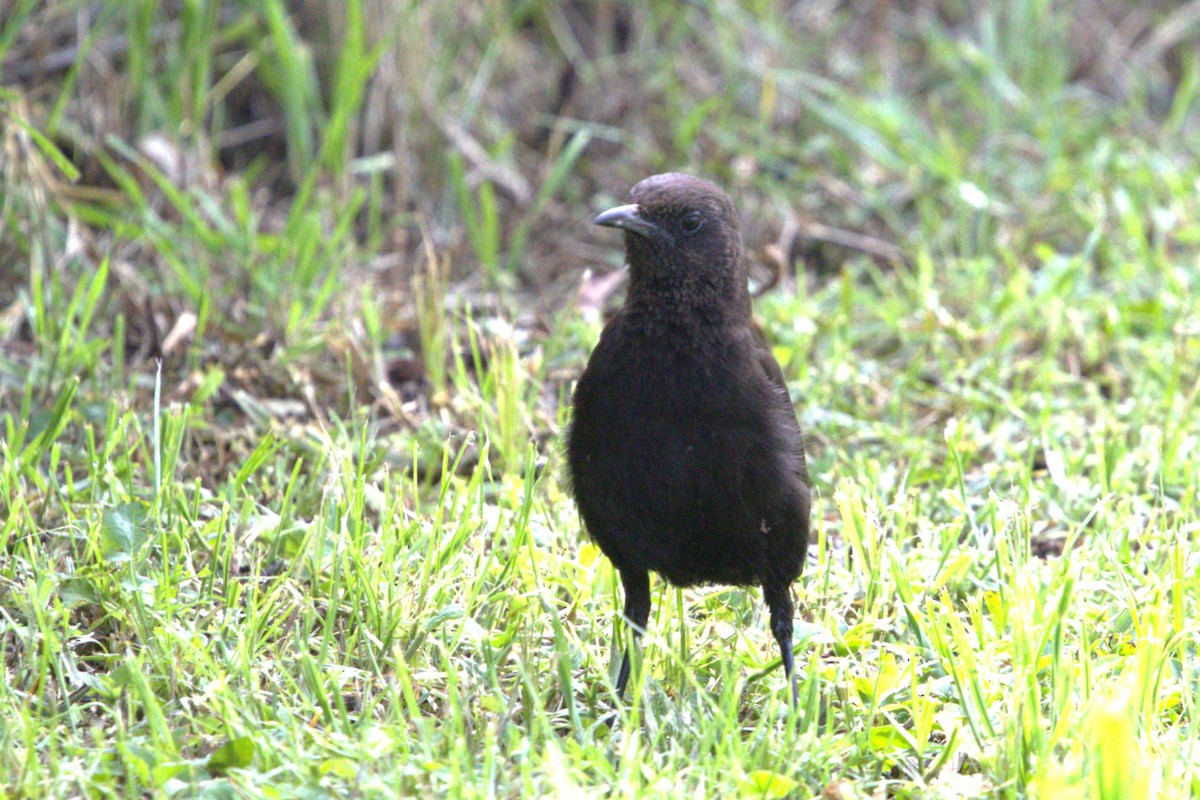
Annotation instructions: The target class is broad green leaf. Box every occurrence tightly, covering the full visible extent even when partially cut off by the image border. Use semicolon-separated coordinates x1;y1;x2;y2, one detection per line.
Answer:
100;502;150;563
207;736;255;773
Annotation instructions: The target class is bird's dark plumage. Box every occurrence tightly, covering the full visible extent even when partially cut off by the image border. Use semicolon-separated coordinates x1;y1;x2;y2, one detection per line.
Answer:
567;173;811;701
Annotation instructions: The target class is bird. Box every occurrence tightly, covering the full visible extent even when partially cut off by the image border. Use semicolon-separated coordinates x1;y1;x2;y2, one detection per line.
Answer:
566;172;812;703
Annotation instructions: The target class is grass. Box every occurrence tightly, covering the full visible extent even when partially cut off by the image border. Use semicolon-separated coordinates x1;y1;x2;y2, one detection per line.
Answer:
2;0;1200;797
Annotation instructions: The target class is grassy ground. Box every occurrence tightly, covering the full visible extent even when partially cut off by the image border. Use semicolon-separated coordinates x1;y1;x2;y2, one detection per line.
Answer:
3;1;1200;797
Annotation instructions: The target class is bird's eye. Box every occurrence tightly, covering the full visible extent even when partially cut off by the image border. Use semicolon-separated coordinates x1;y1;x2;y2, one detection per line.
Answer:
680;211;703;235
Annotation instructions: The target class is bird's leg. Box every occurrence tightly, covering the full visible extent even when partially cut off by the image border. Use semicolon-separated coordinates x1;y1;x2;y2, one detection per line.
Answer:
615;568;651;698
764;584;797;706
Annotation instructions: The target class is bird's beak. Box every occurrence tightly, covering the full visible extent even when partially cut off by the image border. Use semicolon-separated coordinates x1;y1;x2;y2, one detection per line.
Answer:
594;204;660;239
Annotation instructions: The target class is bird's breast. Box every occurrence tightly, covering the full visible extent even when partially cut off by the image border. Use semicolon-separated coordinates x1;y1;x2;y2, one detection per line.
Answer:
572;336;764;479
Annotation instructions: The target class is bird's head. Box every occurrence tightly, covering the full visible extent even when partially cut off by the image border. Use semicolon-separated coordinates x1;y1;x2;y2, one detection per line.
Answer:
594;173;748;319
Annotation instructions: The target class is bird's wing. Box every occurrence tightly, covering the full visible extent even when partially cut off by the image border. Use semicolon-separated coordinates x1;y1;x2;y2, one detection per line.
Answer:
756;338;789;396
753;333;810;483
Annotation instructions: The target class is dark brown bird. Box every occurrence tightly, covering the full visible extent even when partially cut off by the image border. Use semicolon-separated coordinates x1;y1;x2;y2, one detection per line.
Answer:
567;173;811;701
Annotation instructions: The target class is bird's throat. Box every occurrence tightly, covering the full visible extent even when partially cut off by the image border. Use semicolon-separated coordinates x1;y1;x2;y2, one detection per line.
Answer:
625;258;751;332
